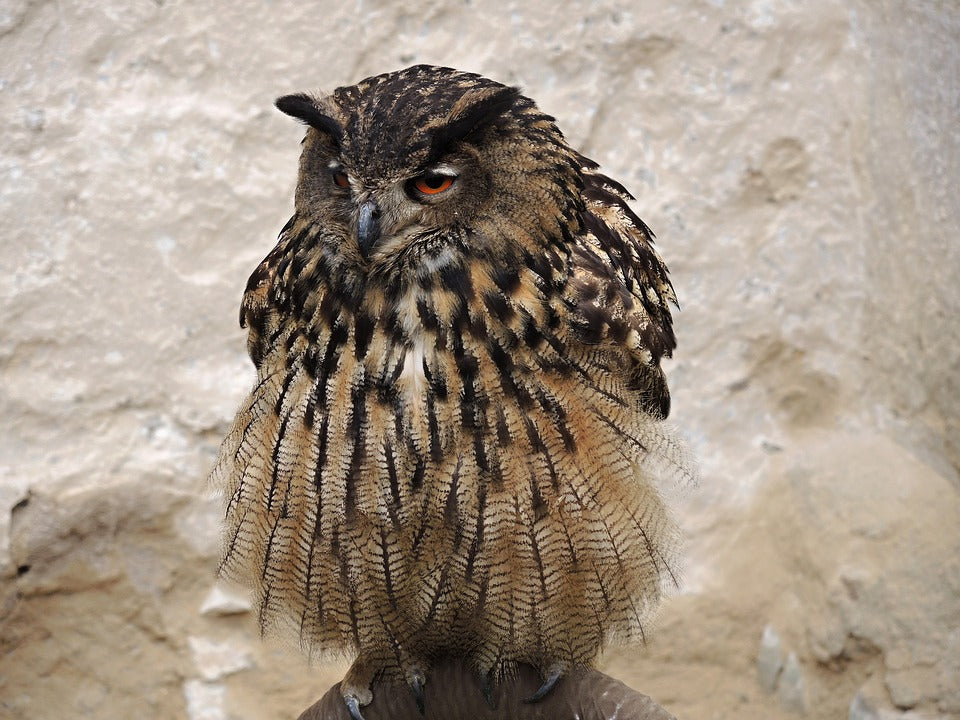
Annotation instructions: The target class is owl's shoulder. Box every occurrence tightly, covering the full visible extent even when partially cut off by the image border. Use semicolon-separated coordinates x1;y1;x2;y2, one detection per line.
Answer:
566;169;676;353
558;167;678;416
239;216;335;367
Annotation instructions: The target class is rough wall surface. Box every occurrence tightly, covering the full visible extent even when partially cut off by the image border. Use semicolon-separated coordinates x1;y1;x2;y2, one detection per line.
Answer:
1;2;958;719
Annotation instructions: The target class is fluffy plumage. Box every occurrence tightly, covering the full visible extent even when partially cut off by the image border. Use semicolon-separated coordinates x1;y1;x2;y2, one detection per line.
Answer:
211;64;693;712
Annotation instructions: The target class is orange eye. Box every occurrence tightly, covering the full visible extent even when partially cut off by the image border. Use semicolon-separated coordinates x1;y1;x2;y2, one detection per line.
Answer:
332;171;349;188
413;174;455;195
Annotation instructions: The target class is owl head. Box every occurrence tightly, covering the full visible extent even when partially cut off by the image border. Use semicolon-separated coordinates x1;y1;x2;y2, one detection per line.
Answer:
275;65;584;281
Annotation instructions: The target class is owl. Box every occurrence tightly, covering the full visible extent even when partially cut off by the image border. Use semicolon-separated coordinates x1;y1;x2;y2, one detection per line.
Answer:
212;65;693;720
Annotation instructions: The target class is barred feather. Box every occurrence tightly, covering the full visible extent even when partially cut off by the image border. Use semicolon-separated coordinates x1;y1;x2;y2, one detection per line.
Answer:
211;64;695;689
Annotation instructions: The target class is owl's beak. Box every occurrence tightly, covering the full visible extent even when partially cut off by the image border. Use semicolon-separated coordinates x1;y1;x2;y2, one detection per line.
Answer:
357;200;381;257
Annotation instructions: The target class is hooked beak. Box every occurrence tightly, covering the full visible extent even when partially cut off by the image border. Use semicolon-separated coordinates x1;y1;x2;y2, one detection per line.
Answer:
357;200;381;257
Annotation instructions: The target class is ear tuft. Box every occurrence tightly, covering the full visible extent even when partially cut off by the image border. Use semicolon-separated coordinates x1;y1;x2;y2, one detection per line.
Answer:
429;85;522;157
275;94;344;145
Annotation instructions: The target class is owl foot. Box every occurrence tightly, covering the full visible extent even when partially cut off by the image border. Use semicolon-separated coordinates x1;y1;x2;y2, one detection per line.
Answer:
480;673;497;710
524;664;565;703
341;657;376;720
406;666;426;715
344;695;366;720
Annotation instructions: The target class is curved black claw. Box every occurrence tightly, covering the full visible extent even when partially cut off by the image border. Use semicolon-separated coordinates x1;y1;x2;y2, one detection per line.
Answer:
344;695;366;720
409;672;425;715
480;674;497;710
524;667;564;704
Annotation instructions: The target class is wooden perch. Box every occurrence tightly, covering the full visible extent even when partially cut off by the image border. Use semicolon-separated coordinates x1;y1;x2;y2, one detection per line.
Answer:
297;660;676;720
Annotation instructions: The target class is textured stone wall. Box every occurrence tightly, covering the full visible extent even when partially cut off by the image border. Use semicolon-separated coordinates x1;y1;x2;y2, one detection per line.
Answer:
1;2;957;719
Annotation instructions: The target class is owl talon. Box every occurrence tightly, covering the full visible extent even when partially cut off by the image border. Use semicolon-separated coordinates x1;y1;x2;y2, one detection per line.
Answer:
341;657;374;720
344;695;367;720
408;672;426;715
407;667;427;716
524;667;564;703
480;674;497;710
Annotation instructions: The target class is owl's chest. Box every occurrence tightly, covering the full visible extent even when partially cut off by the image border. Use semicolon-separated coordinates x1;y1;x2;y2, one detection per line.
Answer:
377;286;431;393
397;339;428;398
358;286;490;428
342;269;574;448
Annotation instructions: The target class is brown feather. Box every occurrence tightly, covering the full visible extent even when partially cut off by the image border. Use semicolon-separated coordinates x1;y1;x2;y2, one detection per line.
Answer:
211;65;695;694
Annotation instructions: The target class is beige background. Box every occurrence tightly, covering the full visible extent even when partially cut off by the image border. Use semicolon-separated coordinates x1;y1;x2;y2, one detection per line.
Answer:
1;1;958;719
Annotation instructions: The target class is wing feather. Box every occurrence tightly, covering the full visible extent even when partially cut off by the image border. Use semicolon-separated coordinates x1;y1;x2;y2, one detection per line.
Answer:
569;170;678;417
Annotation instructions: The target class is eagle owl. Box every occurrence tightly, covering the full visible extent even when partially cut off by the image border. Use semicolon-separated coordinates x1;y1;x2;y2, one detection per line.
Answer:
212;65;692;719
